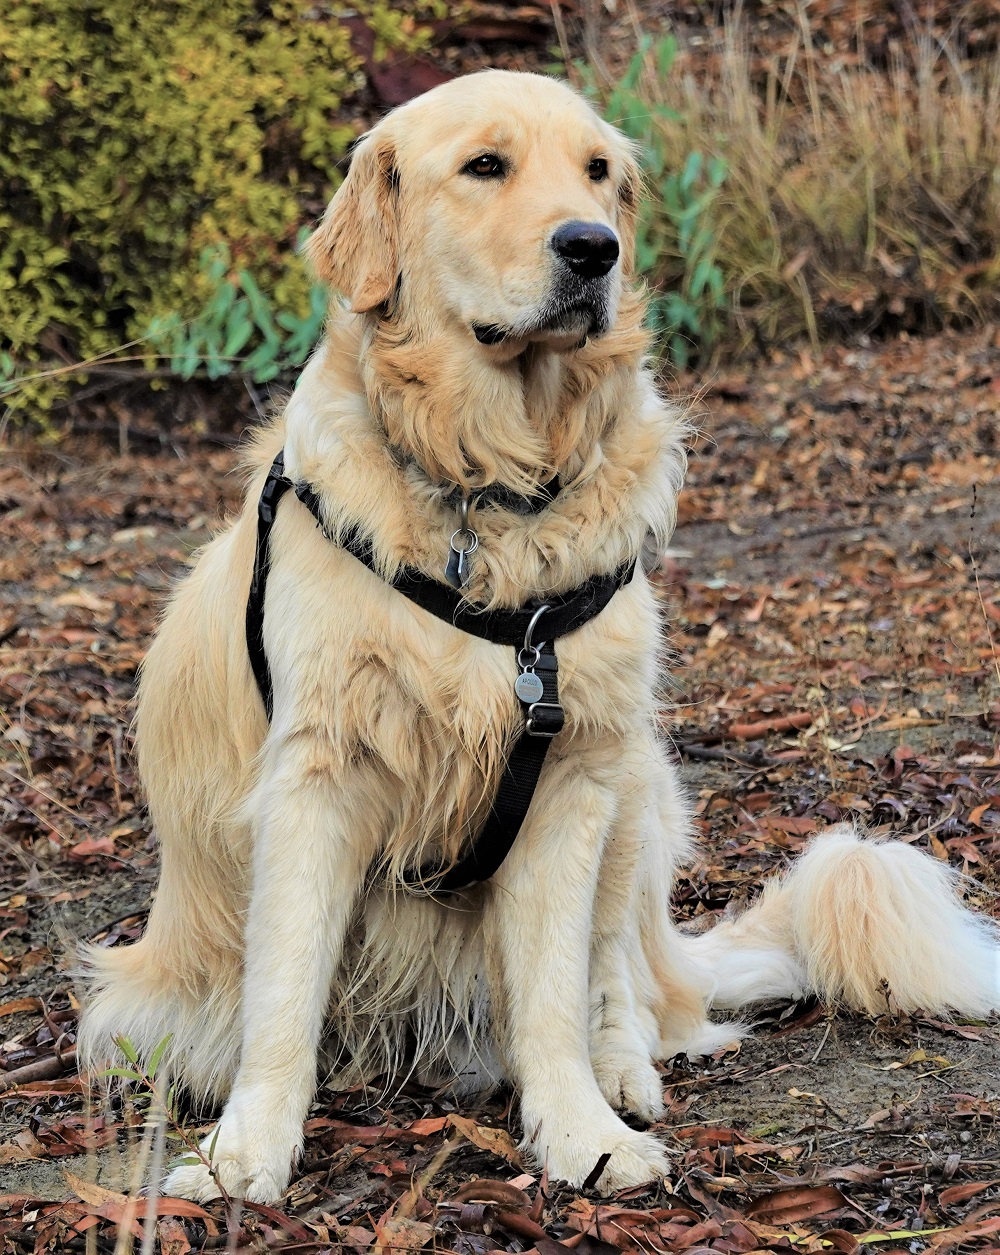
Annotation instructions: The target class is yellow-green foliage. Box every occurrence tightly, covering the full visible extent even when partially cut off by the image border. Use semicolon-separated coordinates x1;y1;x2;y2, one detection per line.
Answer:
0;0;426;377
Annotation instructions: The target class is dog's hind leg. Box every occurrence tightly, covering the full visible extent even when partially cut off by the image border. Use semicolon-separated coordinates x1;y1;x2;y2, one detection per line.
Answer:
77;782;249;1102
78;877;243;1104
78;525;264;1101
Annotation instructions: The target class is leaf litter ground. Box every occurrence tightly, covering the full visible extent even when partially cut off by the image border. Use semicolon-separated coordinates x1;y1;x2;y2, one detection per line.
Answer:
1;327;998;1252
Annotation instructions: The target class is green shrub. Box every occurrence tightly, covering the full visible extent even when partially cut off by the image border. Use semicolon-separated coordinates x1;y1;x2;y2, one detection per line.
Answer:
0;0;434;412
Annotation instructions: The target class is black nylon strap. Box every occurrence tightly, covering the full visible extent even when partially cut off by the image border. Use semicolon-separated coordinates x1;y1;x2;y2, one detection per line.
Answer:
246;449;635;894
442;477;561;517
246;453;295;721
410;643;560;894
295;477;633;647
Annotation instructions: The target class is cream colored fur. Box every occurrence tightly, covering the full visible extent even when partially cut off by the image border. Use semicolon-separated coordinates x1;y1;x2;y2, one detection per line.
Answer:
77;70;999;1205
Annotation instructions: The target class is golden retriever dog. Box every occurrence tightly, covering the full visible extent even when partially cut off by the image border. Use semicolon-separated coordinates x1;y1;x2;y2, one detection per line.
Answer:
78;70;1000;1204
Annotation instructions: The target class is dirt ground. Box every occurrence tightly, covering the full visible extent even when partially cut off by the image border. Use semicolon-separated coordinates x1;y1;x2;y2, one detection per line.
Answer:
1;326;998;1251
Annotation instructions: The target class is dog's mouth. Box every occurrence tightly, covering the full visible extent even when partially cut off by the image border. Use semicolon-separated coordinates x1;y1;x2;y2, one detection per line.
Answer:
473;297;608;348
538;298;608;338
473;323;510;345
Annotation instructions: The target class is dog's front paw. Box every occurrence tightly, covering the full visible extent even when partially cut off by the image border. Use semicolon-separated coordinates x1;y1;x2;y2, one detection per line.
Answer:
592;1045;665;1123
525;1114;669;1192
596;1128;671;1192
162;1116;296;1204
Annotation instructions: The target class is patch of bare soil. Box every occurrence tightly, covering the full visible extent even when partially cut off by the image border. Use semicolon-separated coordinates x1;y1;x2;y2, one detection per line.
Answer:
1;327;998;1251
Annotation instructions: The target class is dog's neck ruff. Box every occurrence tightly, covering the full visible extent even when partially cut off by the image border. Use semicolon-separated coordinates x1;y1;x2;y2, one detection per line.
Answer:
246;449;636;895
392;446;562;517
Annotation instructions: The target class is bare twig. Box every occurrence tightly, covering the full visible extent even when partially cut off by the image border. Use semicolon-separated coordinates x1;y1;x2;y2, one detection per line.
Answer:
0;1046;78;1091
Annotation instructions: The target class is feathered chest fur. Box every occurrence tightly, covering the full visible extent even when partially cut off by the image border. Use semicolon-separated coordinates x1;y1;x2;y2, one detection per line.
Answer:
250;308;687;872
261;503;664;874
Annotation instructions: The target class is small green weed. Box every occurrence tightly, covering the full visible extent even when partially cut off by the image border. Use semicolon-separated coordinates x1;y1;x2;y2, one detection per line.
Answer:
103;1033;228;1197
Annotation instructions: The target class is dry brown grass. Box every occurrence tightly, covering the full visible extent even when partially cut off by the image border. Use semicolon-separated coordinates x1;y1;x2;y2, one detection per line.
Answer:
616;12;1000;353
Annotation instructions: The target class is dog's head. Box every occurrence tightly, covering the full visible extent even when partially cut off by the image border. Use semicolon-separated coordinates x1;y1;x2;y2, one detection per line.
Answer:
307;71;641;353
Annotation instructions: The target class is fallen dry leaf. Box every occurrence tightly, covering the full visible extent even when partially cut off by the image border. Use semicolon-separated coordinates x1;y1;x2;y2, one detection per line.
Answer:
445;1114;522;1167
156;1216;193;1255
0;997;43;1019
376;1214;436;1251
68;836;118;859
747;1183;850;1224
927;1214;1000;1249
727;711;814;739
0;1142;42;1165
938;1179;1000;1207
64;1170;128;1208
51;590;114;613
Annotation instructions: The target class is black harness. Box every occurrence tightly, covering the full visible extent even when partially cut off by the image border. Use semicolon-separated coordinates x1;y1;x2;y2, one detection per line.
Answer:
246;449;635;895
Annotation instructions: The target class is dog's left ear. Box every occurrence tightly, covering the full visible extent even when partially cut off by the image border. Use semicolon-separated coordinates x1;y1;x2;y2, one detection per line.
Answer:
615;145;644;276
306;131;399;312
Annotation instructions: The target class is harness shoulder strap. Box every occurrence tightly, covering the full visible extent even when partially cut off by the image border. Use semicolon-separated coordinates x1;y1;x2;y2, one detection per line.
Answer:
246;451;294;720
409;643;560;894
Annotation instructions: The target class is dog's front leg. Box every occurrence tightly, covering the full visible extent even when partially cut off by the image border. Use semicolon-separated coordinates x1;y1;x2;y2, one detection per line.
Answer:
486;758;669;1193
164;751;375;1204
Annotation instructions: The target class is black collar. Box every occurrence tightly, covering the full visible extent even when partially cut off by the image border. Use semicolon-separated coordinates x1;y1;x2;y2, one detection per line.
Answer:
442;476;562;517
394;448;563;517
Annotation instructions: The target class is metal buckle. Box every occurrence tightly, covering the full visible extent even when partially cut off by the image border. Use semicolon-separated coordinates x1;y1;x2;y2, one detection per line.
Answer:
525;701;565;738
521;604;564;735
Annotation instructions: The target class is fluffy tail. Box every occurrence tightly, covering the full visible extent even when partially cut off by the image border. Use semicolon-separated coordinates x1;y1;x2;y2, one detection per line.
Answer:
682;825;1000;1018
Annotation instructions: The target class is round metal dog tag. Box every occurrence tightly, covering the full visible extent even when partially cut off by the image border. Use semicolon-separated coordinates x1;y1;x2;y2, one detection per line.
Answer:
515;671;544;703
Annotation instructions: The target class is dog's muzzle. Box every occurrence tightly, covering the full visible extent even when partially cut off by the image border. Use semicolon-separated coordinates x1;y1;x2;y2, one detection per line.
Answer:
472;222;620;346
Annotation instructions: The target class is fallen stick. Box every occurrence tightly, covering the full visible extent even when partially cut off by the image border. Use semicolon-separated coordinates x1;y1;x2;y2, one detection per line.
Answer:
0;1046;77;1092
677;743;780;767
726;712;814;741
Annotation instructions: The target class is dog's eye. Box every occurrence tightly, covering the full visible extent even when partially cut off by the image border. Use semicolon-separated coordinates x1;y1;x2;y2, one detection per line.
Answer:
587;157;609;182
464;153;505;178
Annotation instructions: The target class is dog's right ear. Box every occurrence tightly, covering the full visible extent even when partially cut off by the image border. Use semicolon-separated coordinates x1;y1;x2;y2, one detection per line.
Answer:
306;132;399;312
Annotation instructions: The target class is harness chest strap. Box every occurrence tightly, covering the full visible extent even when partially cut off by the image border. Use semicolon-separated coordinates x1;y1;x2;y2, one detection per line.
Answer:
246;449;636;895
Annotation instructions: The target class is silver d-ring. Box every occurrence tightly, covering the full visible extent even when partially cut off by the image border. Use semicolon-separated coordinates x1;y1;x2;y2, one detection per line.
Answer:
458;494;477;533
523;602;551;654
517;644;541;669
449;528;479;555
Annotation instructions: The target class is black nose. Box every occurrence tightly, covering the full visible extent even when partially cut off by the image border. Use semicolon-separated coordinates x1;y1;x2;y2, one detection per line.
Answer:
551;221;620;279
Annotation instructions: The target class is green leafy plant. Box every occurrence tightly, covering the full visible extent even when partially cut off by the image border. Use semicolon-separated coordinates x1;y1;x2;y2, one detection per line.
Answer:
103;1034;229;1194
146;240;328;385
642;148;727;368
0;0;440;421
